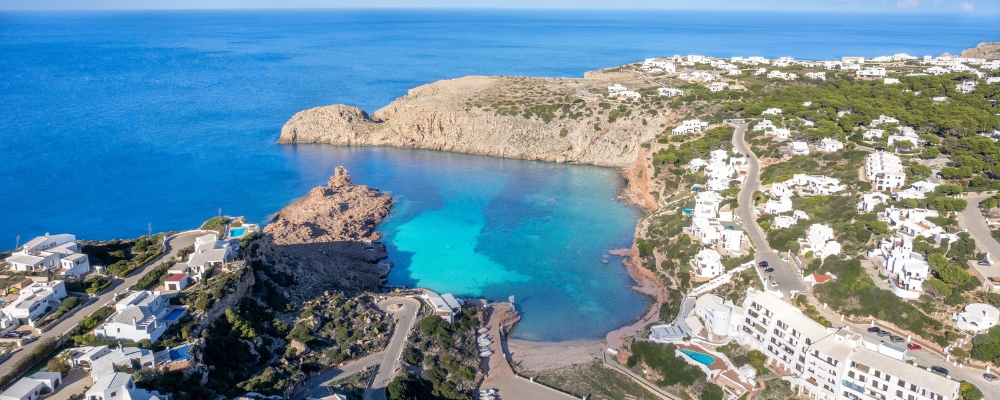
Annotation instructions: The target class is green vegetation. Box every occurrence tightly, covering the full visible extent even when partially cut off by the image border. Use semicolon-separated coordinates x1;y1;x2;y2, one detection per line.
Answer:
131;260;177;291
528;361;661;400
389;308;482;400
652;126;735;168
200;216;231;236
961;381;984;400
0;338;59;388
626;342;705;388
35;296;82;328
81;234;164;278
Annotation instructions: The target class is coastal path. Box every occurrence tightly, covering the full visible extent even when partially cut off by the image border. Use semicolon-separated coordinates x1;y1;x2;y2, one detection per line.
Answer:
363;297;421;400
602;351;680;400
732;123;805;293
957;192;1000;279
480;303;576;400
0;231;203;377
291;352;383;400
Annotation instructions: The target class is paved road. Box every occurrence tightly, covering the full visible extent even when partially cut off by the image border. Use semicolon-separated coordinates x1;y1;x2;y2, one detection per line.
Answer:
364;297;421;400
481;303;576;400
958;193;1000;279
292;352;383;400
732;123;805;293
0;231;202;377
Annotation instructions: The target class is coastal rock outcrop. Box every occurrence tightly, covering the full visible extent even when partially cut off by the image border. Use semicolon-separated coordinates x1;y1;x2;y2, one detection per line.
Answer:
960;42;1000;59
279;75;673;167
251;167;394;296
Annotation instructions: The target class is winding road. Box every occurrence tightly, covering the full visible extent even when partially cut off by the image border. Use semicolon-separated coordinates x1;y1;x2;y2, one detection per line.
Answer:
732;123;805;293
957;193;1000;279
364;297;421;400
0;231;204;377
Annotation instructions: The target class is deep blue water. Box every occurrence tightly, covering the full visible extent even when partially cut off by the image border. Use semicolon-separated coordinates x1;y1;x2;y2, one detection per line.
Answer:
1;10;998;340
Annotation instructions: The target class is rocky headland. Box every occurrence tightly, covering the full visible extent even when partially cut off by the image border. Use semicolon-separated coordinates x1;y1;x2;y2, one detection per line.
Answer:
251;166;394;297
960;42;1000;59
278;74;679;168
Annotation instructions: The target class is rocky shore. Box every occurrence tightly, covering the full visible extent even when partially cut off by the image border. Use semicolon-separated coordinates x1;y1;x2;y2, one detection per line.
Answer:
278;75;676;168
252;167;394;297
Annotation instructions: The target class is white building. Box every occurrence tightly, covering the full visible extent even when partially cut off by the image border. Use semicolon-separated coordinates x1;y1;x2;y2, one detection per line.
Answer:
422;293;463;323
95;291;169;342
739;289;961;400
797;224;841;259
954;303;1000;334
88;346;157;382
817;138;843;152
863;128;885;140
887;126;921;149
707;82;729;92
1;281;67;327
857;67;887;78
693;190;724;219
693;294;745;338
804;72;826;80
789;141;810;156
85;372;166;400
858;192;890;213
894;180;939;200
785;174;845;196
865;151;905;190
768;128;791;141
177;234;236;282
761;108;782;116
956;81;977;94
672;119;709;135
4;234;90;276
753;119;775;132
764;195;793;214
884;78;901;84
657;87;684;97
879;240;930;299
870;115;899;127
772;210;809;230
691;248;724;278
607;84;628;95
0;373;63;400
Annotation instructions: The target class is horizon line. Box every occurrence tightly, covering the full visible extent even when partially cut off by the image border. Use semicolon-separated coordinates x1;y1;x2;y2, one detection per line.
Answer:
1;7;997;13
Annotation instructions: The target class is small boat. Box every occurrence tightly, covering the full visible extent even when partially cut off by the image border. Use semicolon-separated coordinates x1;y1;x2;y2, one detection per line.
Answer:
480;389;497;395
479;351;494;357
477;328;489;334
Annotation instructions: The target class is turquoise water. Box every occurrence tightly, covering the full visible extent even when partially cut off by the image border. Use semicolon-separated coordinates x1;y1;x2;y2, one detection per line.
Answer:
3;10;998;340
229;227;247;238
163;308;185;322
681;349;717;366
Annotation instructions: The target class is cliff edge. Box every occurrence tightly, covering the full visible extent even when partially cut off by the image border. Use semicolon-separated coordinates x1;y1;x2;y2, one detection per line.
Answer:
278;75;677;168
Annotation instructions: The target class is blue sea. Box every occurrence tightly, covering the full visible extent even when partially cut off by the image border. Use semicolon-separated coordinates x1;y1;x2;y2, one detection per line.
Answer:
1;10;997;341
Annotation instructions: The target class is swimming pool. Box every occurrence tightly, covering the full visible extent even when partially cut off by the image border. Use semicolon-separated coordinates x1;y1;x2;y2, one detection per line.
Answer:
163;308;185;322
168;345;193;361
681;349;716;366
682;209;693;215
229;227;247;237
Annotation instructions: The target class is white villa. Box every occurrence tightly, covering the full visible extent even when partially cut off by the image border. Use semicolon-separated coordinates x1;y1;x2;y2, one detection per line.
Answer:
884;78;901;84
607;84;628;95
764;195;793;214
657;87;684;97
761;108;782;116
956;81;977;94
767;128;791;141
95;291;169;342
870;115;899;127
858;192;890;213
797;224;841;259
672;119;709;135
753;119;775;132
856;67;887;78
0;373;63;400
954;303;1000;334
707;82;729;92
877;237;930;299
168;234;236;282
894;180;939;200
817;138;843;152
772;210;809;230
804;72;826;80
1;281;67;327
863;128;885;140
85;372;166;400
789;141;810;156
740;289;960;400
785;174;845;196
887;126;921;148
4;234;90;276
865;151;906;190
691;248;724;278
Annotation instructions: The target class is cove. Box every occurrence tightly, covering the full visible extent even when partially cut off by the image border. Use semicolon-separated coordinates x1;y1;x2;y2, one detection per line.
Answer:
285;145;648;342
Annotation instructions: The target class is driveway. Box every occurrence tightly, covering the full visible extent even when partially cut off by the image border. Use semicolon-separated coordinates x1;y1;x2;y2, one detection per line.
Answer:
957;192;1000;279
0;231;203;376
363;297;421;400
481;303;575;400
732;123;805;293
291;352;383;400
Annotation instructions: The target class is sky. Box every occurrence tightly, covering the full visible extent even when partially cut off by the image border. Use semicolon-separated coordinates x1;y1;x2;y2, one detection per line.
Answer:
0;0;997;12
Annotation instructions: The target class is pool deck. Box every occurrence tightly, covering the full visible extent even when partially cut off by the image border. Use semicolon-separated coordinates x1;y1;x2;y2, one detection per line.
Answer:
675;343;725;371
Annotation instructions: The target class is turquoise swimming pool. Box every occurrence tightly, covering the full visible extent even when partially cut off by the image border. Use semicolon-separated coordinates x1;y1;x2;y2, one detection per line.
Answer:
229;227;247;237
163;308;185;321
681;349;716;366
168;345;193;361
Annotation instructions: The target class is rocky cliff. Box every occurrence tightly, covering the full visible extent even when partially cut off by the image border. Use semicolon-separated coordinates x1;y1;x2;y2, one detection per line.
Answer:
251;167;394;296
961;42;1000;59
278;75;677;168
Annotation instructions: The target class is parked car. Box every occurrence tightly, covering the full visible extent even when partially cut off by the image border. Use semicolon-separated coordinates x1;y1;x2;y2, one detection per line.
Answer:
890;335;904;343
877;330;892;337
931;366;949;376
759;261;769;268
770;281;778;287
979;260;992;266
907;343;922;350
985;373;998;382
867;327;881;333
764;268;775;273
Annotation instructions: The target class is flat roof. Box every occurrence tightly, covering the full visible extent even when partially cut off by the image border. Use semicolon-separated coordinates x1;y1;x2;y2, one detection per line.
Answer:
166;274;187;282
